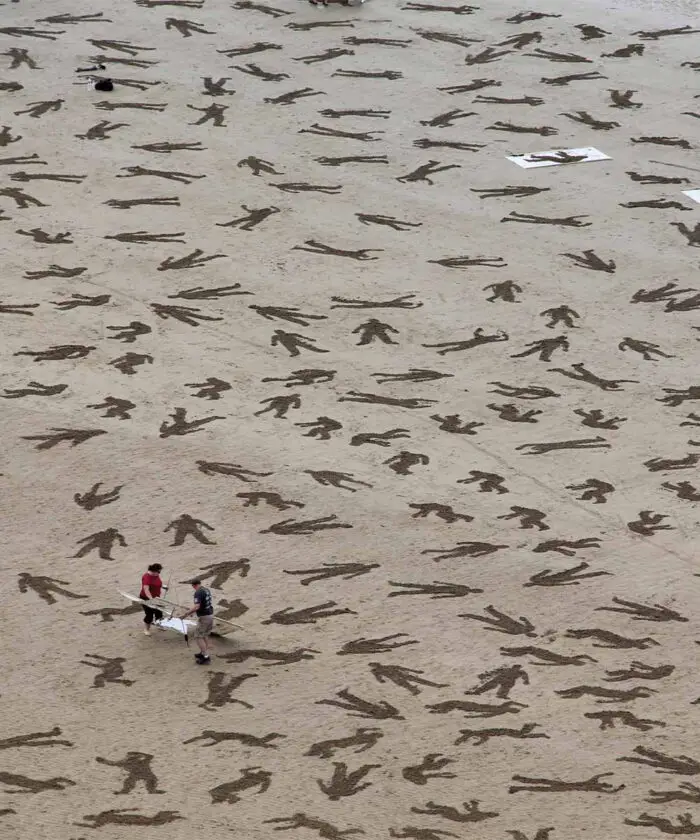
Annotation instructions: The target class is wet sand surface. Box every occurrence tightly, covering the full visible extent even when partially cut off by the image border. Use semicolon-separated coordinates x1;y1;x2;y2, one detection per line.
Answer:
2;1;699;838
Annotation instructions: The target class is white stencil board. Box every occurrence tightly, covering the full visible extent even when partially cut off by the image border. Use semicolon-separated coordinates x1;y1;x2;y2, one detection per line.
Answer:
507;147;611;169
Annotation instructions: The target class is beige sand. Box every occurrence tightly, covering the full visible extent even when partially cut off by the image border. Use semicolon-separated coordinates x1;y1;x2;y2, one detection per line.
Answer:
2;1;700;838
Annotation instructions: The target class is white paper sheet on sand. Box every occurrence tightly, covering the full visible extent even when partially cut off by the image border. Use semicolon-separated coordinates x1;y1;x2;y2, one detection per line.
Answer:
156;617;195;635
682;189;700;204
507;147;611;168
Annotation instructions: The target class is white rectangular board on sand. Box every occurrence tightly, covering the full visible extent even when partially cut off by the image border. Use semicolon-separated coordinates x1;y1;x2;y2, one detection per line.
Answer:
507;147;611;169
682;189;700;204
157;617;195;635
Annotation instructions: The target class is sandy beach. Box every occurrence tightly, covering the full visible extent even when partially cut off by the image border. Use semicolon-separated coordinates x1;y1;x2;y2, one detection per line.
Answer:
2;0;699;837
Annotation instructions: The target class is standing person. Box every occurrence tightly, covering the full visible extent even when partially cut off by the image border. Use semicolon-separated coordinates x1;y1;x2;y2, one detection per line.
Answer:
139;563;165;636
182;579;214;665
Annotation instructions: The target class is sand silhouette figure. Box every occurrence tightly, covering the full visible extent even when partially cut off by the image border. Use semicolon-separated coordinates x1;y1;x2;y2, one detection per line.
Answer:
108;354;153;376
159;407;224;437
410;503;474;523
306;470;372;492
271;330;330;357
165;513;216;545
268;368;322;394
556;684;656;703
466;664;530;698
116;165;205;184
455;723;549;746
209;767;272;804
185;377;232;399
488;403;542;423
389;829;460;840
215;597;249;620
255;393;302;419
509;773;624;794
217;205;280;230
317;762;380;800
151;302;224;326
0;771;75;794
88;396;137;418
80;603;142;623
306;728;384;759
171;283;250;300
181;558;250;587
604;662;673;681
609;89;642;109
81;654;133;688
16;227;72;244
96;751;164;794
662;481;700;501
525;562;611;588
0;303;40;318
427;697;527;718
595;597;687;622
566;479;614;503
260;515;352;535
574;408;626;430
624;812;700;833
106;322;152;342
0;727;74;750
219;647;317;666
458;606;535;636
265;813;365;838
338;633;418;656
402;754;457;785
317;689;405;720
218;41;285;57
565;628;660;649
500;645;596;666
410;800;499;822
585;710;666;732
264;601;357;625
74;809;184;828
627;510;673;536
284;562;377;586
199;672;257;711
457;471;509;493
296;417;343;440
396;160;461;184
351;428;411;446
18;573;87;604
428;253;508;269
184;730;286;748
74;527;127;560
431;414;484;433
197;460;273;480
370;663;449;695
388;580;483;599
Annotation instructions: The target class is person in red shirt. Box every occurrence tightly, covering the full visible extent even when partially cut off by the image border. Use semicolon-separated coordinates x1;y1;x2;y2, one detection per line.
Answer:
140;563;166;636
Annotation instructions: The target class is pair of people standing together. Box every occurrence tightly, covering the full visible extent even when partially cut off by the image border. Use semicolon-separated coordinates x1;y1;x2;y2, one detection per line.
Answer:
139;563;214;665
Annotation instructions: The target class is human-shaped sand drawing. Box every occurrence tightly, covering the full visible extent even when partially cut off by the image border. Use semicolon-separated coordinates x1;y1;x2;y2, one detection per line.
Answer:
96;751;164;795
